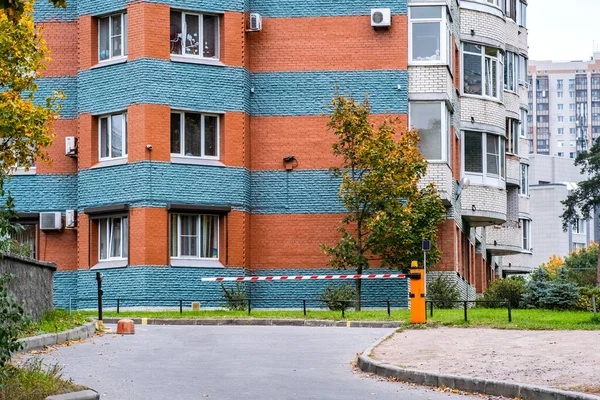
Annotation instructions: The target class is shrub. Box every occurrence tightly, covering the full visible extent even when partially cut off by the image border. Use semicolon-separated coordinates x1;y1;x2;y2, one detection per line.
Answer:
320;283;357;311
522;269;580;310
427;274;460;309
0;274;29;372
220;282;247;311
562;242;598;287
575;287;600;312
481;277;527;309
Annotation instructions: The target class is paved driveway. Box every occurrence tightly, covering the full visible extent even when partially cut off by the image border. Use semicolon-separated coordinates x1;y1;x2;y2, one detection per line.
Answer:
35;325;483;400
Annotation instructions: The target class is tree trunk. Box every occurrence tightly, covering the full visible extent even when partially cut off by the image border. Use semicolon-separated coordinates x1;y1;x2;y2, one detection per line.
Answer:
355;265;362;311
596;246;600;287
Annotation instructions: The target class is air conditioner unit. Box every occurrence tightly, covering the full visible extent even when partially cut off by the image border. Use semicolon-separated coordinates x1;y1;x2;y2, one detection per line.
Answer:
371;8;391;27
40;212;62;230
249;13;262;31
65;210;76;229
65;136;77;157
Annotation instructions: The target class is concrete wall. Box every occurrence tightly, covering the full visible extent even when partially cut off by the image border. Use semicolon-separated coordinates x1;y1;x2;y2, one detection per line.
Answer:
0;253;57;321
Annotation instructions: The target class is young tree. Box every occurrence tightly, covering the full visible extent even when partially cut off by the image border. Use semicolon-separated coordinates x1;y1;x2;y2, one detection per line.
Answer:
561;140;600;286
1;0;65;22
0;1;63;243
321;94;446;310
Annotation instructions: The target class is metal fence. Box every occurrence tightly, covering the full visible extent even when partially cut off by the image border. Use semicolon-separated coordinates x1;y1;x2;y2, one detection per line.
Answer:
427;300;512;322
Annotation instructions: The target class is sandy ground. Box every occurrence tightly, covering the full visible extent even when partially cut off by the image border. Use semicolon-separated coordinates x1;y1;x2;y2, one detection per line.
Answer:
373;328;600;393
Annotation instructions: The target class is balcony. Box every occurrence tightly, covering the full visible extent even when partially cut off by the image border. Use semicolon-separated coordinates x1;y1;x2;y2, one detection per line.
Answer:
419;164;453;206
460;184;507;226
506;156;520;186
486;222;523;256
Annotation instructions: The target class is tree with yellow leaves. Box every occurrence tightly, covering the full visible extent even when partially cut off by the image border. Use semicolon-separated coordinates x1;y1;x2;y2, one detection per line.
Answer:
321;94;446;310
539;254;564;279
1;0;66;22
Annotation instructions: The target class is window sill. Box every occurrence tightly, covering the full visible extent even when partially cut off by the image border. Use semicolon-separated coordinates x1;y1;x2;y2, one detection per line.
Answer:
461;93;504;105
171;156;224;167
170;258;224;268
91;57;128;69
91;158;128;169
91;259;128;270
12;167;36;176
170;55;225;67
408;61;447;67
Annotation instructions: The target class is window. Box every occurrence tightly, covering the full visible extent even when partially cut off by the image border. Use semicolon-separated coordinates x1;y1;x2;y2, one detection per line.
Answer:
171;112;219;159
557;104;564;110
521;219;531;250
519;164;528;196
518;0;526;27
464;131;505;185
482;0;502;7
520;109;527;137
99;113;127;160
409;7;451;65
99;13;127;61
409;102;450;162
518;55;528;85
99;217;128;261
558;128;564;135
170;11;219;59
558;140;564;147
463;43;502;99
9;224;36;258
570;128;576;134
573;242;586;250
573;219;586;234
569;91;575;98
506;118;519;154
505;0;516;21
558;116;564;123
569;79;575;89
504;52;517;91
557;92;563;98
570;117;576;123
557;80;564;90
570;152;575;159
558;152;564;157
569;141;576;147
170;214;219;259
569;104;575;111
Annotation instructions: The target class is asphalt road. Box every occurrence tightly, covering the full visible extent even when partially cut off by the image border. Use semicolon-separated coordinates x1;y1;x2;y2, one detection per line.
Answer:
35;325;485;400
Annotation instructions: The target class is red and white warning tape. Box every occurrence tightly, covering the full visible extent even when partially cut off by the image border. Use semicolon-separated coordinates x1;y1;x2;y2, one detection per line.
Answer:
201;273;409;282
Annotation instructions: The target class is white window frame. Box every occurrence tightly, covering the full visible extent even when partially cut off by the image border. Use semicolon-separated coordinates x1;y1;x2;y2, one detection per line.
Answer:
408;6;451;66
408;102;450;163
98;113;128;161
558;152;564;157
517;0;526;27
558;128;564;135
462;43;503;100
504;51;517;92
558;140;564;148
517;54;528;86
573;219;586;234
170;214;219;260
170;11;220;60
519;163;528;196
557;92;563;98
463;131;506;187
171;111;220;160
520;109;528;138
506;118;519;154
98;216;128;262
521;219;531;251
98;13;127;62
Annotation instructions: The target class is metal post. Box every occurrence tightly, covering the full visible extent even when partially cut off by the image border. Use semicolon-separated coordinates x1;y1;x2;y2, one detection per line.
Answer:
117;299;120;314
69;296;72;315
179;300;183;314
463;301;468;322
342;305;345;319
430;301;434;318
424;251;427;297
303;299;307;317
593;296;597;318
507;300;512;323
247;299;251;315
96;272;103;322
387;300;391;317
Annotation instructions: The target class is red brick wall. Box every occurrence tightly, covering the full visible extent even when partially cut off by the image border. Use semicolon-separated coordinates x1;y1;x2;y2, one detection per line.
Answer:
474;252;485;293
222;12;246;67
435;219;457;272
37;119;78;174
39;22;78;77
451;127;461;181
128;105;170;162
77;113;98;170
250;114;408;170
129;208;168;266
221;112;249;168
226;211;249;267
78;15;97;70
39;228;78;270
127;2;170;61
248;16;407;72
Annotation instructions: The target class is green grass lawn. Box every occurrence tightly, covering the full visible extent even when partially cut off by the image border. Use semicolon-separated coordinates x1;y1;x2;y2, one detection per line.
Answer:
18;310;90;338
79;308;600;330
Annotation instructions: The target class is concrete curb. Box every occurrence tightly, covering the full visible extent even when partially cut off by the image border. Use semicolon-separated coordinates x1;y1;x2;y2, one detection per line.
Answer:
102;317;400;329
17;321;97;353
45;390;99;400
357;334;600;400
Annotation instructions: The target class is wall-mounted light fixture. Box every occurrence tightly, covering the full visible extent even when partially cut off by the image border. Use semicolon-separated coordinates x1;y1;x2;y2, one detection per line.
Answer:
283;155;298;171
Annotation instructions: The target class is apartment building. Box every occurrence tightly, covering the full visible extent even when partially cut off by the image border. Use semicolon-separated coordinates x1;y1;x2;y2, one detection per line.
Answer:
12;0;529;308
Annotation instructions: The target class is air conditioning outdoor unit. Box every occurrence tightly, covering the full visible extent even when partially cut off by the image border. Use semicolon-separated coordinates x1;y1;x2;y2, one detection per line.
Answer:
40;212;62;230
65;210;77;229
249;13;262;31
65;136;77;157
371;8;391;27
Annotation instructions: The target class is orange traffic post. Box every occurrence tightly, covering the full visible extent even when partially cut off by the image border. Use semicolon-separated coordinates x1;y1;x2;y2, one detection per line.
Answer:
410;260;426;324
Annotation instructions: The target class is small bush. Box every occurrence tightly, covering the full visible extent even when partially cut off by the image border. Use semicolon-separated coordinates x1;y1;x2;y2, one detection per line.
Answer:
220;282;247;311
575;287;600;312
481;277;527;309
320;283;356;311
0;274;29;370
427;274;460;309
522;269;580;310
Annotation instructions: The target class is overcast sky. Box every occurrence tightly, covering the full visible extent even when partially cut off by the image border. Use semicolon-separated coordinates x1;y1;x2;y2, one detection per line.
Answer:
528;0;600;61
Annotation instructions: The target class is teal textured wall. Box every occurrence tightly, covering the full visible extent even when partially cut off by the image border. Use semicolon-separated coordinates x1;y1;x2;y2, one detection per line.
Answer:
36;77;78;120
5;175;77;213
55;267;409;310
250;0;407;17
